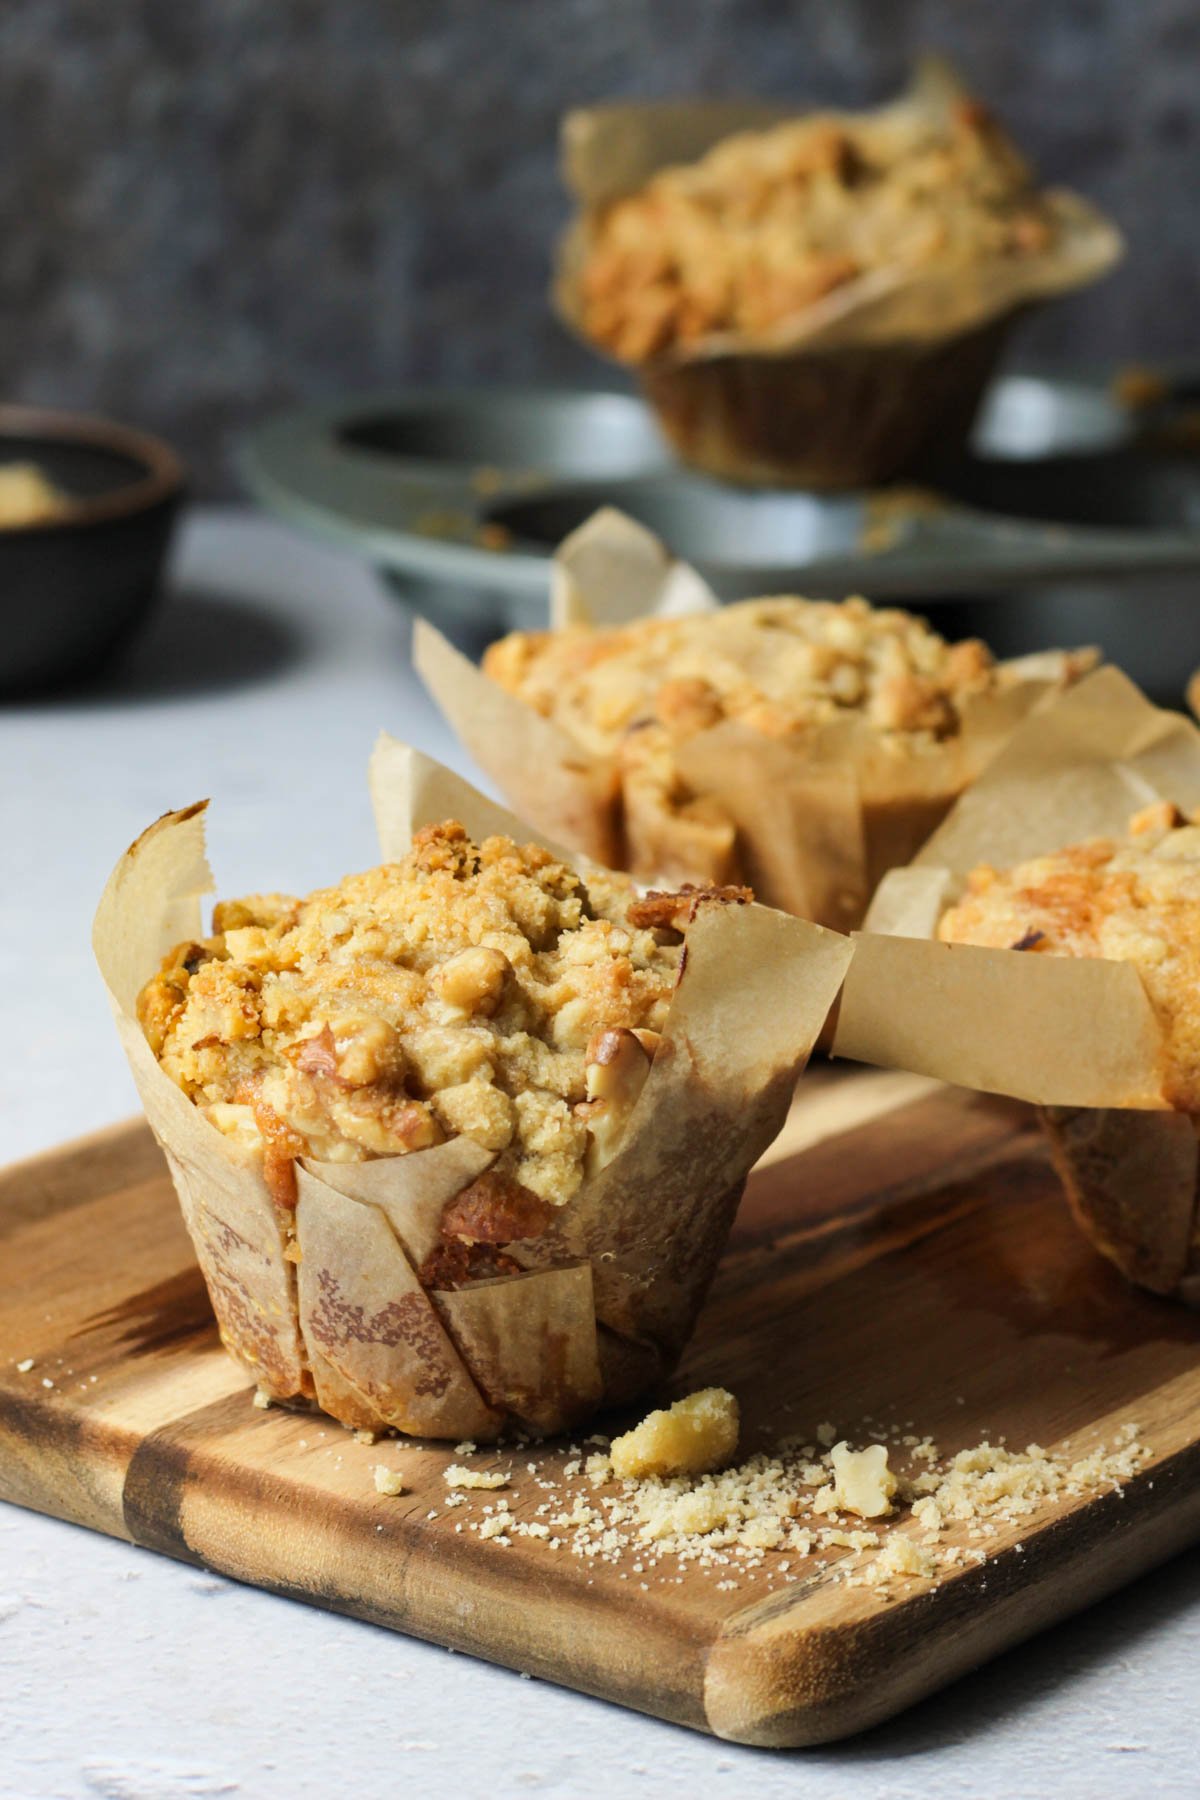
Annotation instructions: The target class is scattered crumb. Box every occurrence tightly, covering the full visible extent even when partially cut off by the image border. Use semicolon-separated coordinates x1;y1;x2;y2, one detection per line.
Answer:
611;1388;739;1480
864;1534;937;1585
252;1387;273;1410
454;1441;477;1456
445;1465;509;1491
416;1417;1151;1598
354;1428;379;1445
41;1378;54;1390
373;1466;407;1497
816;1422;837;1447
15;1359;33;1374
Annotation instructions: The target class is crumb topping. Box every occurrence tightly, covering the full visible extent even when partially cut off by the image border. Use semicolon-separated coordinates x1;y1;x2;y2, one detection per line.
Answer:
937;805;1200;1110
485;597;1002;760
576;95;1057;361
138;820;684;1216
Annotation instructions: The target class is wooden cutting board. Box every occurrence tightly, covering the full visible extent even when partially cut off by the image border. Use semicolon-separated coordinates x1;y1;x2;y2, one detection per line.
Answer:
3;1066;1199;1747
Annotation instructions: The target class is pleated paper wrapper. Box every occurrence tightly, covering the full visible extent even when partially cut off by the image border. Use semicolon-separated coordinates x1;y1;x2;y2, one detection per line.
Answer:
415;505;1092;933
93;740;852;1440
554;59;1123;486
833;664;1200;1304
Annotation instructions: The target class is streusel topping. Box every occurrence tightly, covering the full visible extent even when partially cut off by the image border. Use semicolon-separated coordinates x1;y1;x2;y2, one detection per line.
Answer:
577;96;1057;361
139;821;685;1214
937;802;1200;1111
485;596;998;758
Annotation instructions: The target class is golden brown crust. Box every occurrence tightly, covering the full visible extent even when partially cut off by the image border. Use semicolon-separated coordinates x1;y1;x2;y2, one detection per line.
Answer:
138;820;682;1214
482;597;1014;918
938;809;1200;1112
576;96;1056;363
485;598;998;753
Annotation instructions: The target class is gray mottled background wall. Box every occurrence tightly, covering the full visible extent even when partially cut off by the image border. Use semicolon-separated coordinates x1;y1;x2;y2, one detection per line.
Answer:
2;0;1197;492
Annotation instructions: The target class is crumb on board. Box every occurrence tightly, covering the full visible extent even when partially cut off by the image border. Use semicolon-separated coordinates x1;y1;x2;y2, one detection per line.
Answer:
15;1359;34;1374
610;1388;740;1480
814;1441;897;1520
252;1387;273;1410
445;1465;509;1491
373;1466;407;1497
399;1418;1150;1598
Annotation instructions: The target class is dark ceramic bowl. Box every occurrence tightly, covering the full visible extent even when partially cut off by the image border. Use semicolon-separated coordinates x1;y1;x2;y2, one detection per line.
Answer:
0;406;185;694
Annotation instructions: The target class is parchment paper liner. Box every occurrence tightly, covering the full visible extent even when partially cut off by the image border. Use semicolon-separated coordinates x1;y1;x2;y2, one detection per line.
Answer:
555;60;1123;487
94;742;852;1439
833;664;1200;1302
634;319;1012;488
415;506;1092;931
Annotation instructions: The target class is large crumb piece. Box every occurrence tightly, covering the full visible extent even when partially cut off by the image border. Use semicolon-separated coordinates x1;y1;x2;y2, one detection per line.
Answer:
817;1441;897;1519
373;1465;407;1497
445;1465;509;1490
611;1388;739;1480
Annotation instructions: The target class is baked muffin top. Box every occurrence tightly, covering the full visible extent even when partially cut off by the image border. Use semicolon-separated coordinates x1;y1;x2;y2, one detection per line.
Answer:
577;96;1057;361
937;802;1200;1112
485;596;1000;759
138;820;692;1221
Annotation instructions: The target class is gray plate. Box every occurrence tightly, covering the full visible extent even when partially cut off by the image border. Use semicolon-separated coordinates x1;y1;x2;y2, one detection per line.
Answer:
238;378;1200;638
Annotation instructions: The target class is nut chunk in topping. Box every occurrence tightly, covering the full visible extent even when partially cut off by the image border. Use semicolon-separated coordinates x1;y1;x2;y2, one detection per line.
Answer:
611;1388;740;1480
937;806;1200;1112
137;820;682;1213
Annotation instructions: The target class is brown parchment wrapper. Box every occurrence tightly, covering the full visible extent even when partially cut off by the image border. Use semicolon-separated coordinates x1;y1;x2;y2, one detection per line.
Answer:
833;664;1200;1303
415;505;1092;933
556;59;1123;487
94;742;852;1439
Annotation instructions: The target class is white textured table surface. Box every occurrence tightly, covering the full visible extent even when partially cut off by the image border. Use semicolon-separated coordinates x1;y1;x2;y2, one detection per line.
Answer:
1;509;1198;1800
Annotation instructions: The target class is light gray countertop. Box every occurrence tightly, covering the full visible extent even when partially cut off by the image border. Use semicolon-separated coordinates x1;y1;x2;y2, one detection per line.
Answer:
1;509;1197;1800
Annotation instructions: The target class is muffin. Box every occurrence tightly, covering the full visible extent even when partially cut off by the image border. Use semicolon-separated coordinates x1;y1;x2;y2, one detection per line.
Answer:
417;509;1092;932
937;802;1200;1299
94;738;852;1438
557;59;1122;487
831;665;1200;1304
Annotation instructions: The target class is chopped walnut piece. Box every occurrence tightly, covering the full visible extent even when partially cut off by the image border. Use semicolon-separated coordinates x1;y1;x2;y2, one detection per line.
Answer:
817;1441;898;1519
434;945;510;1017
582;1027;656;1171
1129;800;1184;837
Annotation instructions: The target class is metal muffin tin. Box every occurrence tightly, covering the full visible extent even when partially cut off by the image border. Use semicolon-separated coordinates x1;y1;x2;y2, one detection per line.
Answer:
239;377;1200;641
